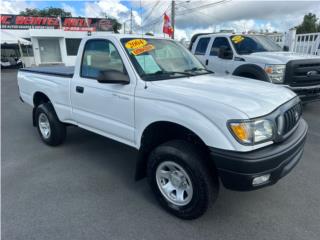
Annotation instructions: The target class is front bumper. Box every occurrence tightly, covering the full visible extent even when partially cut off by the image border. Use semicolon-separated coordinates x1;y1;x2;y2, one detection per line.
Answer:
210;119;308;191
288;85;320;103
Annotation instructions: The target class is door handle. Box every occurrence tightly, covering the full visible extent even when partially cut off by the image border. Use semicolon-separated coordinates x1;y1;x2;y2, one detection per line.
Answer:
76;86;84;93
205;59;209;65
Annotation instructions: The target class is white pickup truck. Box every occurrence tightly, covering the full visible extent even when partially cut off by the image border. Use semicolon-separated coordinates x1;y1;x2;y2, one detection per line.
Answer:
18;35;308;219
190;33;320;103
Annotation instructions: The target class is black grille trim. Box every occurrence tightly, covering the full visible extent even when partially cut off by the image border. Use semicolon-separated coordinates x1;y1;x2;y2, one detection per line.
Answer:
281;103;302;135
285;59;320;87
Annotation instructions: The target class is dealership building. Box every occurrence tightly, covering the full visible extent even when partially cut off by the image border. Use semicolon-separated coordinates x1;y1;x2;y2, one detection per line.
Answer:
1;15;115;67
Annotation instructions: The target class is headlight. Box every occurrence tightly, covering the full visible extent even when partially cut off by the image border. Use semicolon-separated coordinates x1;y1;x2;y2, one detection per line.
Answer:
228;119;274;145
265;64;285;83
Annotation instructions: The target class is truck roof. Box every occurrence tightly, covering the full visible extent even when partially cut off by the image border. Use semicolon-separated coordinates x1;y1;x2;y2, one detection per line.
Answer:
83;34;171;41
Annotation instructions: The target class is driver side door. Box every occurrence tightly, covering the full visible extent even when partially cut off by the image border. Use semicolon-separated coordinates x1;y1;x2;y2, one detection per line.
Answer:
206;37;234;75
70;39;135;145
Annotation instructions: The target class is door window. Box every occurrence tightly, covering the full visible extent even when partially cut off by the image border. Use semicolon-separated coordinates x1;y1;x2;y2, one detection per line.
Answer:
210;37;232;56
194;37;210;55
81;40;125;79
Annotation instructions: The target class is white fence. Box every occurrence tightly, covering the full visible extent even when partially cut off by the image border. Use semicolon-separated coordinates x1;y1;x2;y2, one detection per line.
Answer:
293;33;320;55
268;31;320;56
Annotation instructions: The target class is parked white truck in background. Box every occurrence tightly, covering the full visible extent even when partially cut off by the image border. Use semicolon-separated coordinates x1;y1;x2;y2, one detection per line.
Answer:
18;35;308;219
190;33;320;103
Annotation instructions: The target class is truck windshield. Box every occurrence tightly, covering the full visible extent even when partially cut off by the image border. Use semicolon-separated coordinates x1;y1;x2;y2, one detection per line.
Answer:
121;38;211;81
230;35;282;55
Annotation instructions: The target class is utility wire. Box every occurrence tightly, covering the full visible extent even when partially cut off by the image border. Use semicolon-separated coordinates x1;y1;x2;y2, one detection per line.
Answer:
142;1;160;25
138;3;171;30
175;0;229;16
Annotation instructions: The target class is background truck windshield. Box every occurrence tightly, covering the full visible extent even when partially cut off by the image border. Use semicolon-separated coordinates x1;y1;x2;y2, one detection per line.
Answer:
121;38;210;81
230;35;282;55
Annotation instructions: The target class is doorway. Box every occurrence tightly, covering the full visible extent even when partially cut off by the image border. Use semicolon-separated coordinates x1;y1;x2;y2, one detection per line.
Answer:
38;39;62;63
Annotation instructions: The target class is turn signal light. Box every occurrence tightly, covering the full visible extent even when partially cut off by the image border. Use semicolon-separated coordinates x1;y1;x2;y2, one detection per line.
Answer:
230;123;250;143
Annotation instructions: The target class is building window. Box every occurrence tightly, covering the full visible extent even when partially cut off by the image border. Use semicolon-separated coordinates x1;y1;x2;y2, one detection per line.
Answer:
22;45;34;56
65;38;81;56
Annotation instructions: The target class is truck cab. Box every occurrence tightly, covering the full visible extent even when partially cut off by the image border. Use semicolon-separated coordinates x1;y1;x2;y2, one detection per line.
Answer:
190;33;320;103
18;35;308;219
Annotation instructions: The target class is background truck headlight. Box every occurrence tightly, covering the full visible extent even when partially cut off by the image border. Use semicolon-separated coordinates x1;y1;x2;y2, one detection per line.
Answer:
228;119;274;145
265;64;286;83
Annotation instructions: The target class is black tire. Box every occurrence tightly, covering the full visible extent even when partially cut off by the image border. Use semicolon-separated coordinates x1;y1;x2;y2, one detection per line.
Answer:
147;140;219;219
35;102;66;146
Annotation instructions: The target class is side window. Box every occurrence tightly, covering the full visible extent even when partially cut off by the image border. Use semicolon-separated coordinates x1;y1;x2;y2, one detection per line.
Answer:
194;37;210;55
81;40;125;79
210;37;232;56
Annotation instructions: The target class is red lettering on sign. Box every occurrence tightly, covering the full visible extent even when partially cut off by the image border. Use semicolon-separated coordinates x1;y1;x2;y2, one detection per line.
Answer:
15;16;24;24
1;15;12;24
47;18;58;26
24;17;33;25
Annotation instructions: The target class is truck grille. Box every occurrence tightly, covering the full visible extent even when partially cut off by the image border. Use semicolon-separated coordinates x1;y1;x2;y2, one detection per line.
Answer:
279;103;302;135
285;59;320;87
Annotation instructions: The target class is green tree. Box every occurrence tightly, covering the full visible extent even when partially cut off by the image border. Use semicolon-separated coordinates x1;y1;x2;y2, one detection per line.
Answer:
20;7;72;17
296;13;319;34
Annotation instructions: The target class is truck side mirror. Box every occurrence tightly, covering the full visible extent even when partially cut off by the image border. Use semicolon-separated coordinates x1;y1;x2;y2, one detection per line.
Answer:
283;46;289;52
218;46;233;60
97;70;130;84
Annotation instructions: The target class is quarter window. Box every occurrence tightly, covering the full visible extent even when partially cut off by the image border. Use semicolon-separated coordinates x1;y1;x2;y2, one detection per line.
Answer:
195;37;210;55
210;37;232;56
81;40;125;79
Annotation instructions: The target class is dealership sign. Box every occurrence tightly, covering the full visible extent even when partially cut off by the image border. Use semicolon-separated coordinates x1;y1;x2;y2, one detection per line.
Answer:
0;14;114;31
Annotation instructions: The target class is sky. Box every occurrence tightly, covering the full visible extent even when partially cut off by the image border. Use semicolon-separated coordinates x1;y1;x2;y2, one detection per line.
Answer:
1;0;320;40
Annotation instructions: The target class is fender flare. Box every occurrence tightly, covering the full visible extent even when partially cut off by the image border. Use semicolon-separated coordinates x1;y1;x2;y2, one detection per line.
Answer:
232;64;270;82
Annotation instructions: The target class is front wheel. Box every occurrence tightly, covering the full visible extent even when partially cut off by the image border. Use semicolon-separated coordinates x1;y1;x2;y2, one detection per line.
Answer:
35;103;66;146
147;140;219;219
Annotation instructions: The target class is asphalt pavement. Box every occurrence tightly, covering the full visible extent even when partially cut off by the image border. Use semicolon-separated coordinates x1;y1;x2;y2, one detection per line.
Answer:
2;68;320;240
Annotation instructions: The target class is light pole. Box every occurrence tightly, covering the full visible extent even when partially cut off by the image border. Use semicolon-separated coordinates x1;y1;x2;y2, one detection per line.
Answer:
123;19;131;34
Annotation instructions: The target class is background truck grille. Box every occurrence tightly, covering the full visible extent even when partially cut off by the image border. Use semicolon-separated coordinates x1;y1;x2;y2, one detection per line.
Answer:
285;59;320;87
280;103;302;135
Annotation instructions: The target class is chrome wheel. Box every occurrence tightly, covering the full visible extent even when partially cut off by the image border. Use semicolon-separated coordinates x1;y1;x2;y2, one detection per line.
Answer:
156;161;193;206
38;113;51;139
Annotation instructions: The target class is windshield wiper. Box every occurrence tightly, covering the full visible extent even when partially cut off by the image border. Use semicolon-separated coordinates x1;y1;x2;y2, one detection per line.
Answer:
184;67;213;73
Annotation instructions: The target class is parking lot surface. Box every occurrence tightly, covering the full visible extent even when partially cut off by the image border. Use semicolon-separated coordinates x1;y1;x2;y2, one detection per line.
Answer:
2;69;320;240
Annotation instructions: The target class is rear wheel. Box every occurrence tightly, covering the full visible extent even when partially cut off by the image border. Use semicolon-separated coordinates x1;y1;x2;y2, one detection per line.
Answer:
147;140;219;219
35;103;66;146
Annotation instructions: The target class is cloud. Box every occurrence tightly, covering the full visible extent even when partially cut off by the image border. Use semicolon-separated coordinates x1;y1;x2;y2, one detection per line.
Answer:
61;3;79;17
1;0;320;40
84;0;142;32
141;0;320;40
0;0;35;14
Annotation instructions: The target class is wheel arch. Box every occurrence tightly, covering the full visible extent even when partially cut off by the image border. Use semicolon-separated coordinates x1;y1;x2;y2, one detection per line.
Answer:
32;91;53;126
233;64;269;81
135;121;214;181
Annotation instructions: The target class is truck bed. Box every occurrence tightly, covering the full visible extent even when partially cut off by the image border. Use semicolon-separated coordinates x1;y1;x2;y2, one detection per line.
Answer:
19;66;74;78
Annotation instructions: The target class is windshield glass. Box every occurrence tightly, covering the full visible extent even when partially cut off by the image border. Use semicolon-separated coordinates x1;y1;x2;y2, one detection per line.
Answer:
230;35;282;55
121;38;211;81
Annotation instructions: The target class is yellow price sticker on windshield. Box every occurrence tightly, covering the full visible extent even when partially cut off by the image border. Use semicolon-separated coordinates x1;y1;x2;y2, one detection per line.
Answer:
232;35;244;44
131;44;155;56
125;39;148;49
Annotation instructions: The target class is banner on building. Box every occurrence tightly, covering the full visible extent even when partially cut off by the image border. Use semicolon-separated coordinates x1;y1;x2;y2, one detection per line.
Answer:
0;14;114;31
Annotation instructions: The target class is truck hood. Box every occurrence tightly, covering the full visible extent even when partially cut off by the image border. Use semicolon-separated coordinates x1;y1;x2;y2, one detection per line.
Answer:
243;51;320;65
151;74;296;118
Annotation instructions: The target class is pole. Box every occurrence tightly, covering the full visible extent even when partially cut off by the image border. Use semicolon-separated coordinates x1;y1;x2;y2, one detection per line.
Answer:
171;1;175;39
124;22;126;34
130;8;133;34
